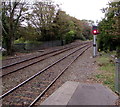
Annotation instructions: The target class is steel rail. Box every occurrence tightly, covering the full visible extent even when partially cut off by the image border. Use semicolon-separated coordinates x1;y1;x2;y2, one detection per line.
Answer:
0;44;89;99
29;45;91;107
2;41;91;62
0;45;81;77
1;43;87;70
2;43;80;61
1;43;90;77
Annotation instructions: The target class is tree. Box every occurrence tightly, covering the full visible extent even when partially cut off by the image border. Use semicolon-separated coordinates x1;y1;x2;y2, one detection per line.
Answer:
81;20;93;40
70;17;83;40
53;10;72;40
64;30;75;44
98;1;120;57
16;24;39;41
28;0;59;41
2;0;29;55
53;10;91;43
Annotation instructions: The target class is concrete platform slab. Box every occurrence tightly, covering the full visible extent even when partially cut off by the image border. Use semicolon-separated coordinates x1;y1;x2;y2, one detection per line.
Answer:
41;81;79;105
68;83;118;105
41;81;118;105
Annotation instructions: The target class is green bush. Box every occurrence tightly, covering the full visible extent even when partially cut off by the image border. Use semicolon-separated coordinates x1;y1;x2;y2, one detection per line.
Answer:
14;39;42;45
76;34;86;41
24;40;42;45
14;39;42;51
25;40;42;50
64;30;75;44
14;37;25;44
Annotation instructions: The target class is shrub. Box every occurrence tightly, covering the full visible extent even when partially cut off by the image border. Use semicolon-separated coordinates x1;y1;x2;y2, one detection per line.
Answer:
14;37;25;44
64;30;75;44
24;40;42;45
25;40;42;50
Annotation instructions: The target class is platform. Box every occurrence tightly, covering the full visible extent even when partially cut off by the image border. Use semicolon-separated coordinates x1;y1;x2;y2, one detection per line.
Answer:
41;81;118;105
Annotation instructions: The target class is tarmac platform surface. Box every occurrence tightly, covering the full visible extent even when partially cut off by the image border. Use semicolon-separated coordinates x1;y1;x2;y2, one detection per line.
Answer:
41;81;118;105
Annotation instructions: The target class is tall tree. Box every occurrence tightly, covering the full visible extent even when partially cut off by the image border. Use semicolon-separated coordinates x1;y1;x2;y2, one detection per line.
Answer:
28;0;59;41
98;1;120;57
2;0;29;55
53;10;71;40
53;10;93;42
81;20;93;40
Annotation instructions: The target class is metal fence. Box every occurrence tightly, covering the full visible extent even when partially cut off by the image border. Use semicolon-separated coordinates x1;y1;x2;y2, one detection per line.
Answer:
14;40;61;52
115;58;120;95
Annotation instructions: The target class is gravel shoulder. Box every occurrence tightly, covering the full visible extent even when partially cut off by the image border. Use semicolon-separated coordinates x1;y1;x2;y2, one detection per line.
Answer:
54;47;99;83
40;47;120;106
37;47;119;105
37;47;105;105
2;41;119;105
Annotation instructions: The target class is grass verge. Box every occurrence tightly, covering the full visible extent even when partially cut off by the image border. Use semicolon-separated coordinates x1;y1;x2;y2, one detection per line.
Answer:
95;52;116;91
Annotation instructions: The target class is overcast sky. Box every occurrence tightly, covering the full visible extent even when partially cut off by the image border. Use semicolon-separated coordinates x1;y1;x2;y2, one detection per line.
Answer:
53;0;110;24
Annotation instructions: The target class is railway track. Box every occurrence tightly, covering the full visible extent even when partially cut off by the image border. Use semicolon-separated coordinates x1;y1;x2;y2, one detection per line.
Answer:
1;44;78;69
1;42;90;77
2;41;80;62
1;43;91;106
2;41;86;67
2;42;91;94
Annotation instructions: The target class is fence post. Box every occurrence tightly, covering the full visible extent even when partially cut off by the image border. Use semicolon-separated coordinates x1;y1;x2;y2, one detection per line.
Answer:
115;58;120;95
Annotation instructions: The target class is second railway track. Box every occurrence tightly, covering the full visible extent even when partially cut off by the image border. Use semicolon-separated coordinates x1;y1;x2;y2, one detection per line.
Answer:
2;43;90;94
1;42;90;77
1;41;88;69
1;43;91;106
2;43;92;95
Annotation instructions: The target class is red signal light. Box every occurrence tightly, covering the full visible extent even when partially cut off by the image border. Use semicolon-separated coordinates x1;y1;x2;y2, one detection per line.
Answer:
92;29;99;35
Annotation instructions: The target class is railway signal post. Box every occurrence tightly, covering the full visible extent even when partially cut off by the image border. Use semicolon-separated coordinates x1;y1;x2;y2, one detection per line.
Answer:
92;26;99;57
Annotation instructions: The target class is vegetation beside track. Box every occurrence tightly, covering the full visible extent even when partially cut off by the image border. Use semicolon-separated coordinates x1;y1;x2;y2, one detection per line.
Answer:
2;1;93;55
95;51;116;91
0;54;6;60
98;2;120;58
0;55;2;60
